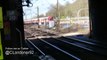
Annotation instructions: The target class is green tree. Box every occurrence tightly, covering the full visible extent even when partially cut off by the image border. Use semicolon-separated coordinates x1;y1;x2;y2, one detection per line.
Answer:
46;0;89;18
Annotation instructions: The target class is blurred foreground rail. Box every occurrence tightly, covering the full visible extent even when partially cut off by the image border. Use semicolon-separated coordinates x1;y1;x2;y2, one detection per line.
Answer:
25;36;107;60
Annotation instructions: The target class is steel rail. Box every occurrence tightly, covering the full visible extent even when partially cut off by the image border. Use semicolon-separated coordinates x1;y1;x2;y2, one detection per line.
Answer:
52;37;107;56
27;40;46;56
39;38;81;60
62;36;107;49
54;38;93;51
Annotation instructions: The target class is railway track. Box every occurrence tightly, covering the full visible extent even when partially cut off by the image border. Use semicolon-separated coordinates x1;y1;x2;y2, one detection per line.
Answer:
26;39;80;60
67;36;107;48
24;28;107;60
25;36;107;60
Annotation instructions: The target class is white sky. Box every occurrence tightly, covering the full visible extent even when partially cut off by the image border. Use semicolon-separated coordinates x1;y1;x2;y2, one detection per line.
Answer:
23;0;76;20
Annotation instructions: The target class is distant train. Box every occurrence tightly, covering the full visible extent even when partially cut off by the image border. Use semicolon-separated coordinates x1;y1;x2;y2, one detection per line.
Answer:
24;16;53;24
24;16;55;28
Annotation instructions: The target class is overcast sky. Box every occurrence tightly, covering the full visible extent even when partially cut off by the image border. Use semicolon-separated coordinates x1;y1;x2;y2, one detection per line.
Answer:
23;0;76;20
